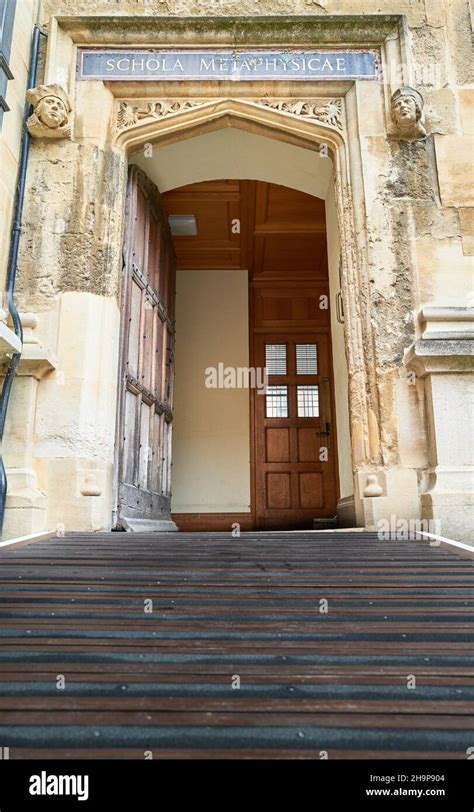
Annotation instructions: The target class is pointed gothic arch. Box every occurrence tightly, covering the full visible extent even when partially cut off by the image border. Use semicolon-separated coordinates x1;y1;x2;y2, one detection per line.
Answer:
111;95;375;483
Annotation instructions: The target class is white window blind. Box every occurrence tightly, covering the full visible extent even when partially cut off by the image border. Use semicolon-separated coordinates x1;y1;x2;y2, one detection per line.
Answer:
296;343;318;375
265;344;287;375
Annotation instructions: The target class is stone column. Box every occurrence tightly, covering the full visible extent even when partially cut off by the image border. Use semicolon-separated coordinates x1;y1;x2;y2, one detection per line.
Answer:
405;307;474;543
3;314;55;538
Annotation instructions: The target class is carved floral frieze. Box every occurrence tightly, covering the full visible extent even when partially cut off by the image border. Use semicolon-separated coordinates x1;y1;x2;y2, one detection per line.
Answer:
254;98;343;131
115;97;344;134
116;99;206;130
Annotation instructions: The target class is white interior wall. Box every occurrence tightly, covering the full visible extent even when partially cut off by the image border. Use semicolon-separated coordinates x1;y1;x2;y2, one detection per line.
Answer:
171;270;251;514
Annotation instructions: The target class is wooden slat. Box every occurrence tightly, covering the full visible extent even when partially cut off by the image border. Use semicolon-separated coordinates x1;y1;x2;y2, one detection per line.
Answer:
0;531;472;759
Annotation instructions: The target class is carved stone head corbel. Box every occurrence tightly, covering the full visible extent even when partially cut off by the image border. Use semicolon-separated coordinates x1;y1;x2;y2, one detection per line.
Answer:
26;83;73;139
389;86;426;142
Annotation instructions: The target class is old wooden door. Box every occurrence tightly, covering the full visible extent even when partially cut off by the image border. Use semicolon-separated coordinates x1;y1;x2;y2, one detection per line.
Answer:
114;166;176;531
254;333;338;529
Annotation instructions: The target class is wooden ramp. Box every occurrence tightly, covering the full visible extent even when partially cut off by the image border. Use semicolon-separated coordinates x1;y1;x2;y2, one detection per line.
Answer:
0;531;472;759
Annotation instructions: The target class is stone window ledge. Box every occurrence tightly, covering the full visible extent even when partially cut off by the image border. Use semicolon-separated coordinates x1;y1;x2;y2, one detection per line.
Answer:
404;338;474;377
419;306;474;341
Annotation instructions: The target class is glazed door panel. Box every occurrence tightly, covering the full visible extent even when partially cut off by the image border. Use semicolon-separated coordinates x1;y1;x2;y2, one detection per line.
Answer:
115;166;176;530
254;333;337;529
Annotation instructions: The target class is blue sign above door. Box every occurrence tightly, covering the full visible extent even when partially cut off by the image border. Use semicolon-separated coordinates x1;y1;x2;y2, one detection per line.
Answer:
77;49;379;82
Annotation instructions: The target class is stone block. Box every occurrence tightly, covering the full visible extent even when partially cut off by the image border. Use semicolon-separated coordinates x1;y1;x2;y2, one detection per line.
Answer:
43;457;114;533
427;374;474;467
421;491;474;546
4;469;47;540
434;135;474;207
458;88;474;136
414;236;473;305
355;82;385;136
423;87;458;136
459;207;474;256
355;468;421;529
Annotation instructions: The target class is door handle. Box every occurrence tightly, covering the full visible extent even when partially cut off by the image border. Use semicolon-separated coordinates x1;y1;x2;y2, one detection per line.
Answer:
317;377;332;450
316;422;331;451
315;422;331;452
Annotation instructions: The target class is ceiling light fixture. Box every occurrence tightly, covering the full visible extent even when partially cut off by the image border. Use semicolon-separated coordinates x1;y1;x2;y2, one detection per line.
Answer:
168;215;198;236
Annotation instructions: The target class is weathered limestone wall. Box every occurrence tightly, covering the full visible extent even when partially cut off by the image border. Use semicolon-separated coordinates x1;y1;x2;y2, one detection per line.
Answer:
5;76;127;537
0;0;39;356
35;0;471;29
0;0;39;289
3;2;473;541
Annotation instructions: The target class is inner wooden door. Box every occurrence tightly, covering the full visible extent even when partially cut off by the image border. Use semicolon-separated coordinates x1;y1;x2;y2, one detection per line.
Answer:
254;332;338;529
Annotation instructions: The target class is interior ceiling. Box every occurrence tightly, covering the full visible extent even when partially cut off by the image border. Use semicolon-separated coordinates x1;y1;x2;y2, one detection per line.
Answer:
161;180;327;276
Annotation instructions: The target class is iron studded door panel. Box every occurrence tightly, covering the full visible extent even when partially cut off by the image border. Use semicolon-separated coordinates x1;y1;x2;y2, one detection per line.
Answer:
115;166;176;531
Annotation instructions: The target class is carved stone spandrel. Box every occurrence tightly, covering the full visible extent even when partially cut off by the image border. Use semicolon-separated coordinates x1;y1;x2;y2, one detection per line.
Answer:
115;96;345;135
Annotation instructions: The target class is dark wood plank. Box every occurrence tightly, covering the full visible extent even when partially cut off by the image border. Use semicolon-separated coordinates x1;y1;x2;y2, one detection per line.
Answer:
0;531;472;759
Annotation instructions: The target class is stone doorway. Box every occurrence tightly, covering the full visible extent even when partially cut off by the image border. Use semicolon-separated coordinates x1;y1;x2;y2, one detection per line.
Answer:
9;15;463;541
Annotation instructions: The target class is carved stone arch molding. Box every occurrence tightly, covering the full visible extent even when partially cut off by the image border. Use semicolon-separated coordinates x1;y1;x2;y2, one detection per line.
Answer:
113;96;345;152
111;93;374;471
114;97;345;141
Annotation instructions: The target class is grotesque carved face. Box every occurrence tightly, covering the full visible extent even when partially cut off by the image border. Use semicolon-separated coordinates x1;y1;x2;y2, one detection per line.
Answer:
391;95;418;130
37;95;68;128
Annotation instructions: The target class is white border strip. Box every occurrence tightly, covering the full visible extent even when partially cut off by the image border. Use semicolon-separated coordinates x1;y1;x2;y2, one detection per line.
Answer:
0;530;55;550
414;530;474;558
